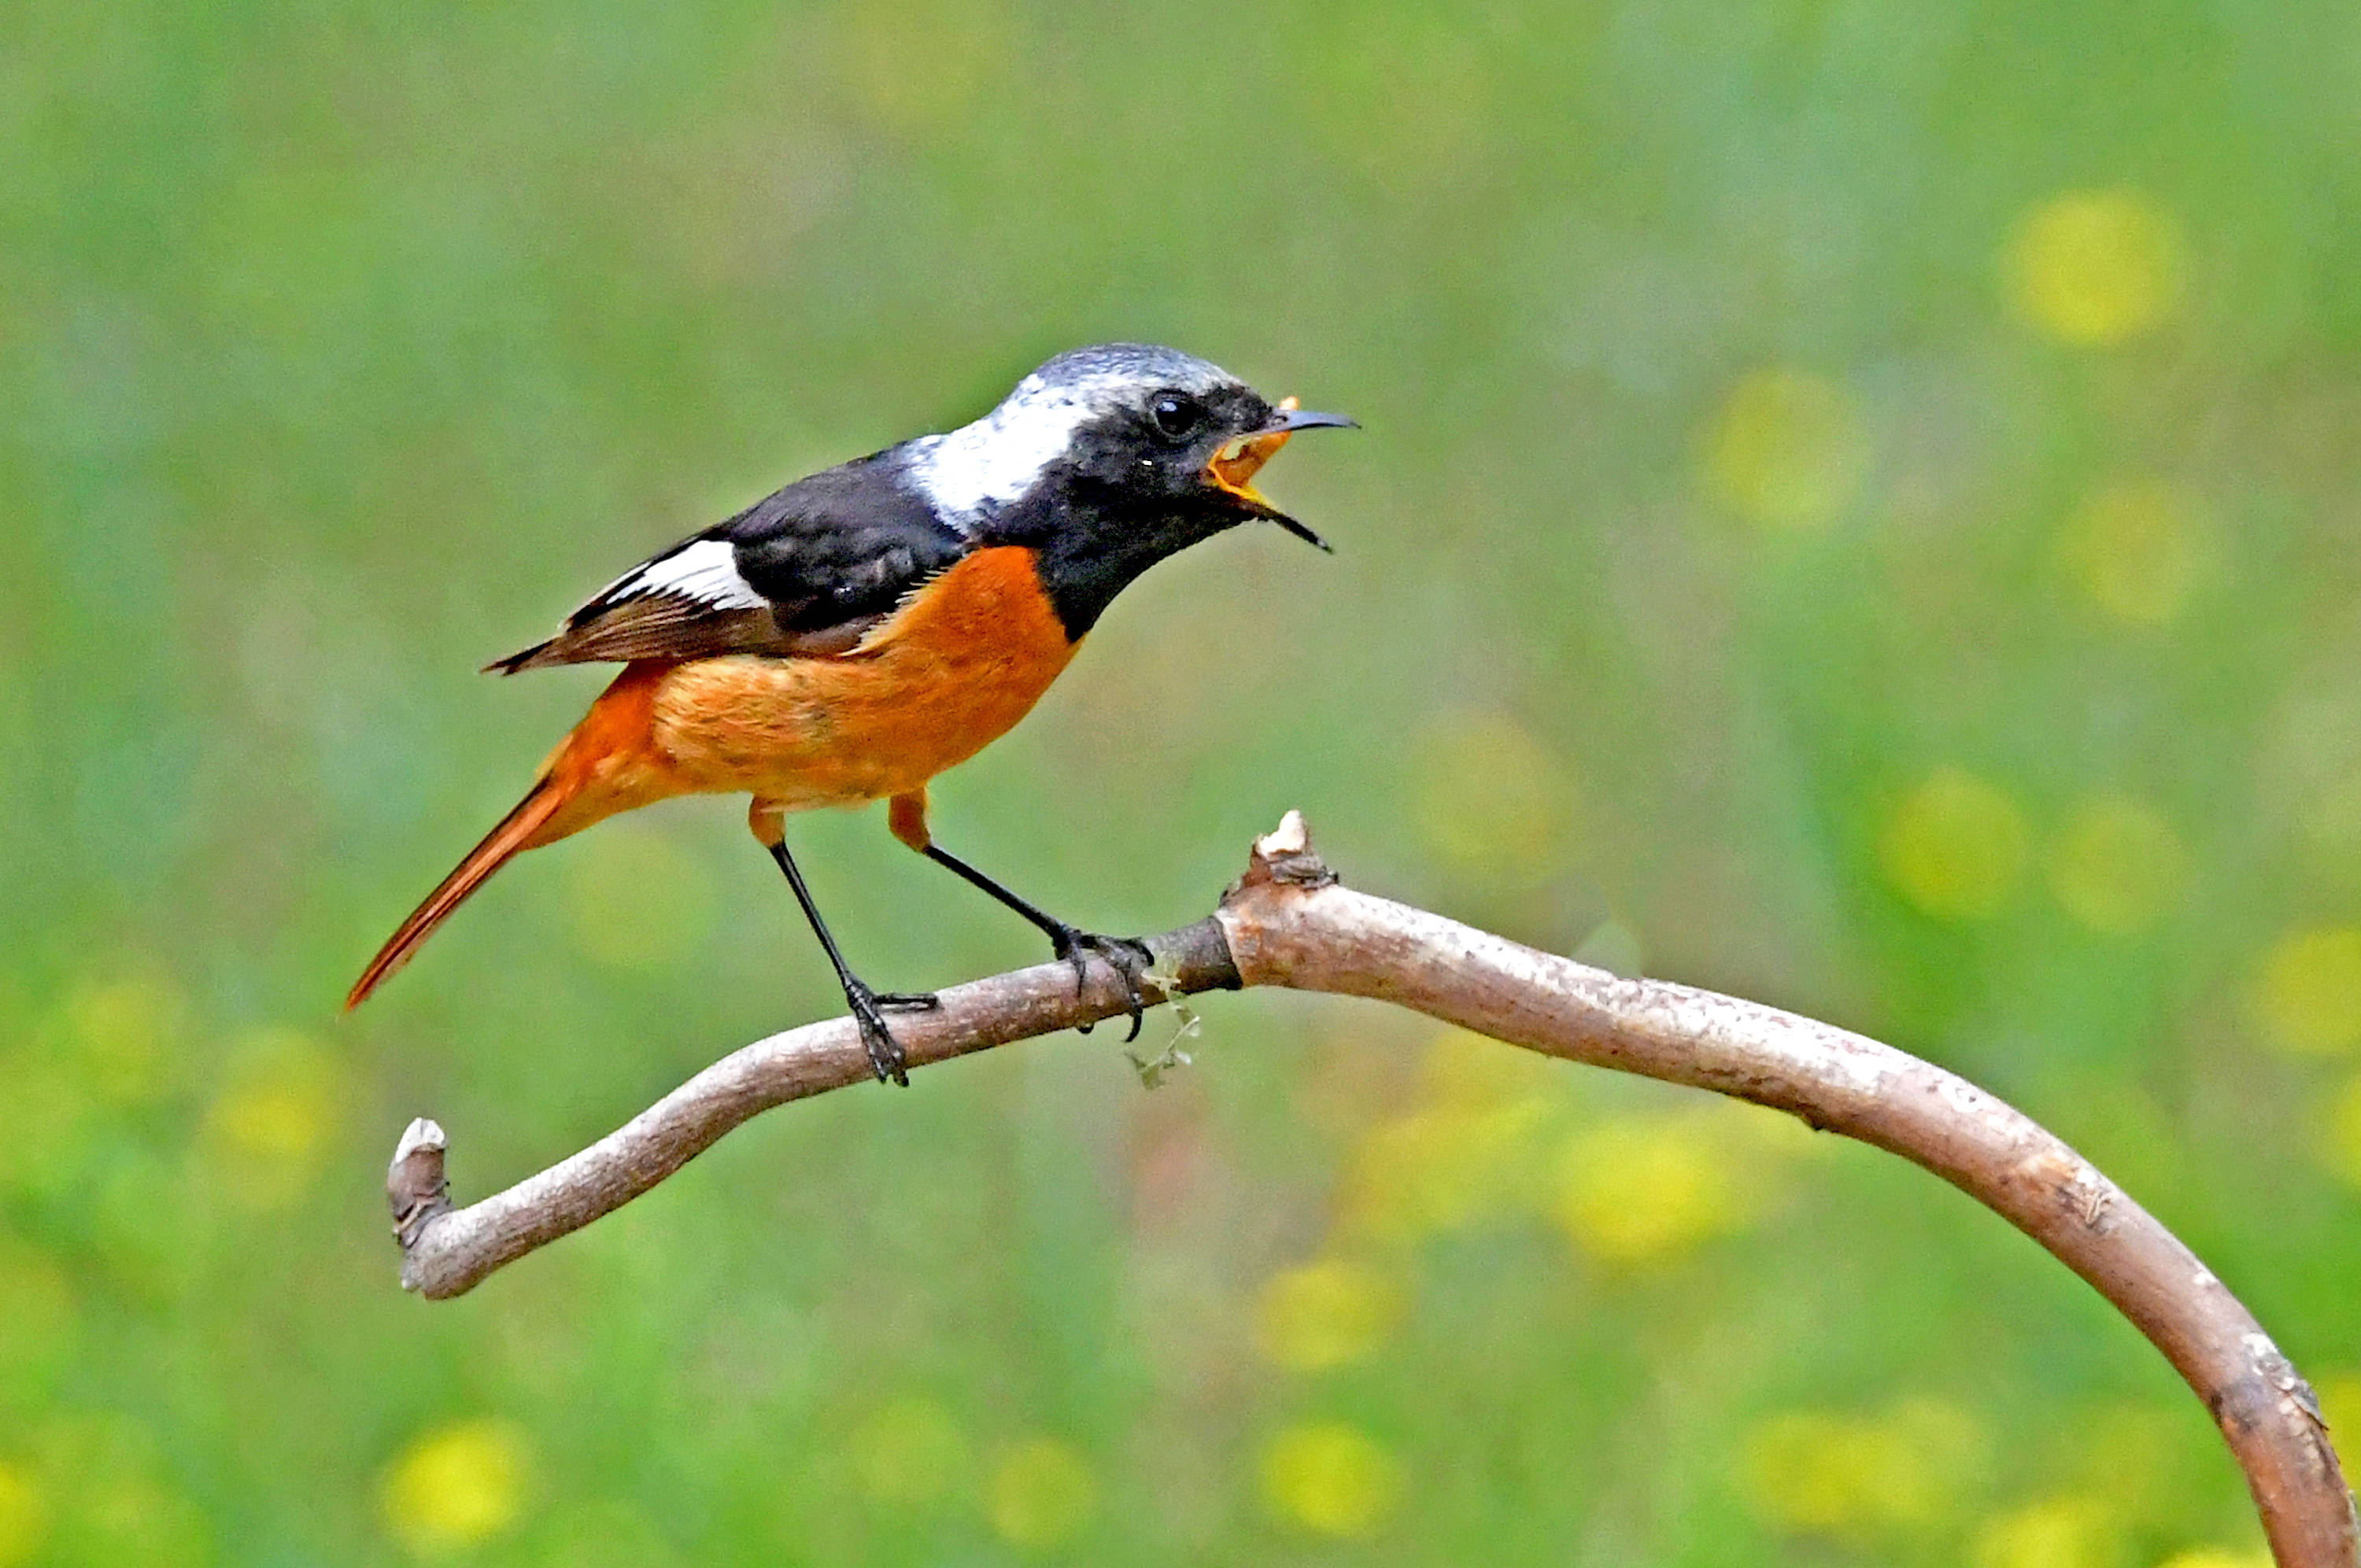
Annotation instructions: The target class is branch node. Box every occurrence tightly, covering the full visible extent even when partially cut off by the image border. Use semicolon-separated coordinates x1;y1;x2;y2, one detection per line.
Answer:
387;1116;453;1263
1233;809;1338;895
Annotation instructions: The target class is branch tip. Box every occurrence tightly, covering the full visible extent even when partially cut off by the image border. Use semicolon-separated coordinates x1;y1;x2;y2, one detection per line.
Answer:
393;1116;445;1163
1235;810;1338;895
387;1116;453;1258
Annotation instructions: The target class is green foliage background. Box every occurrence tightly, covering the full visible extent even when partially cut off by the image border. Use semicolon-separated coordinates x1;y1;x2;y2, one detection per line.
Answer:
5;0;2360;1562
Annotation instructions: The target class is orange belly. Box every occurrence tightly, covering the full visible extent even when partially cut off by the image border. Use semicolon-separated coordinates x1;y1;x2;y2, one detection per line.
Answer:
350;546;1079;1006
645;544;1078;810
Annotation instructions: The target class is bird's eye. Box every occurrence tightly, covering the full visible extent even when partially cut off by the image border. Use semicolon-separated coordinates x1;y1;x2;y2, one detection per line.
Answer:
1148;391;1204;441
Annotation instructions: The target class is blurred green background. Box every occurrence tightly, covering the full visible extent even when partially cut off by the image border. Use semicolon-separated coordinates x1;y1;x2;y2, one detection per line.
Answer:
6;0;2361;1562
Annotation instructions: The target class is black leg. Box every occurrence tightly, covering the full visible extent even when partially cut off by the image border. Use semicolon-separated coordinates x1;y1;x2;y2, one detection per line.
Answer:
920;845;1154;1041
767;839;936;1087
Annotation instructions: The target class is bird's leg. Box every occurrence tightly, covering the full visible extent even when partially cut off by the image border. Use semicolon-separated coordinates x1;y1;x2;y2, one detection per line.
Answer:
763;836;935;1087
882;791;1151;1040
918;844;1154;1042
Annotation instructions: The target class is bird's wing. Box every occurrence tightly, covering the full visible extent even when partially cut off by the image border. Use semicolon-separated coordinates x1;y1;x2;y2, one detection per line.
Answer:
489;458;970;673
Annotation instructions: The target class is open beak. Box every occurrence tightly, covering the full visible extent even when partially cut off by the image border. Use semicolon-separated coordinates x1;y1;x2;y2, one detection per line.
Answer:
1204;395;1357;552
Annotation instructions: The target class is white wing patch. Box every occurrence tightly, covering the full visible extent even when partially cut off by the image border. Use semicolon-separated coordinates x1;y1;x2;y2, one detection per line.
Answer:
598;537;767;611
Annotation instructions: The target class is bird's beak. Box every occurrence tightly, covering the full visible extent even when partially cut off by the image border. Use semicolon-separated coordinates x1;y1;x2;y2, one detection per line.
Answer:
1204;395;1356;552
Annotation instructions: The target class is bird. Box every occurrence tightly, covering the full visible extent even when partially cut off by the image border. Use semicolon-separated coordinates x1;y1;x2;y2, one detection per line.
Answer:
345;342;1353;1084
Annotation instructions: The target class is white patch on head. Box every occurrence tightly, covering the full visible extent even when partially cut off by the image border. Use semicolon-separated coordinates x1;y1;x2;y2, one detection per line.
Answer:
906;348;1236;528
603;537;767;609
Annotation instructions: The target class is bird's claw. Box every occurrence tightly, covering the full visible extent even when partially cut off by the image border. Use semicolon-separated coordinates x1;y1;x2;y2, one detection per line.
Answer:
844;983;912;1087
1049;928;1155;1042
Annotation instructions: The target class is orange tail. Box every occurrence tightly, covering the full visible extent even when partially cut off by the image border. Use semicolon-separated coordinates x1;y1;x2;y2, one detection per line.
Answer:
347;661;678;1009
345;778;574;1009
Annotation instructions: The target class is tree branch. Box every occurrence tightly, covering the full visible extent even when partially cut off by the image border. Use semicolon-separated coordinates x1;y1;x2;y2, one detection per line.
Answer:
385;812;2357;1567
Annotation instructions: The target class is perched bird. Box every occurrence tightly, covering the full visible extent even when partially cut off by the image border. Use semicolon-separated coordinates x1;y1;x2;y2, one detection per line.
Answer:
345;343;1352;1083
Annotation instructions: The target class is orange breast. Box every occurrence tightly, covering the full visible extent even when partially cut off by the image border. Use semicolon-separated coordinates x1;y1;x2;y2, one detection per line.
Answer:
645;545;1078;810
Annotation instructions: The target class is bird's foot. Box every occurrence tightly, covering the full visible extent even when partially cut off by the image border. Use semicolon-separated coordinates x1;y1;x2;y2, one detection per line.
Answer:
1047;928;1156;1042
844;982;929;1087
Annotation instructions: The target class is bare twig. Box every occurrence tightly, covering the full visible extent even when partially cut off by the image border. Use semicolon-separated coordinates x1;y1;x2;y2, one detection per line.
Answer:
385;812;2357;1568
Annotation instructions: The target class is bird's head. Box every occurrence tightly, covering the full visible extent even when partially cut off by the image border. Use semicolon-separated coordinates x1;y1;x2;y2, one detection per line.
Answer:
901;343;1354;635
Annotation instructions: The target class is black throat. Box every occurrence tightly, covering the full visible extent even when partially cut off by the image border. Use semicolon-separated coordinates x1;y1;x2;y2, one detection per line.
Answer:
981;472;1243;640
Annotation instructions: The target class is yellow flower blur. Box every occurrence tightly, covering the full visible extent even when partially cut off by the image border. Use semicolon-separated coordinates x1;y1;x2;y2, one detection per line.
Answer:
1255;1258;1403;1372
851;1396;969;1509
1738;1400;1982;1537
2007;190;2183;345
1345;1096;1551;1240
1879;769;2030;921
1704;368;1869;530
1339;1028;1570;1239
2314;1369;2361;1440
1412;712;1580;887
64;975;183;1105
379;1418;531;1555
1262;1421;1403;1538
2059;481;2215;625
200;1028;342;1210
2049;795;2189;935
0;1463;46;1568
1554;1119;1741;1264
0;1242;78;1392
2156;1549;2271;1568
1970;1496;2119;1568
987;1437;1096;1551
1420;1027;1564;1111
2252;927;2361;1055
2326;1076;2361;1189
